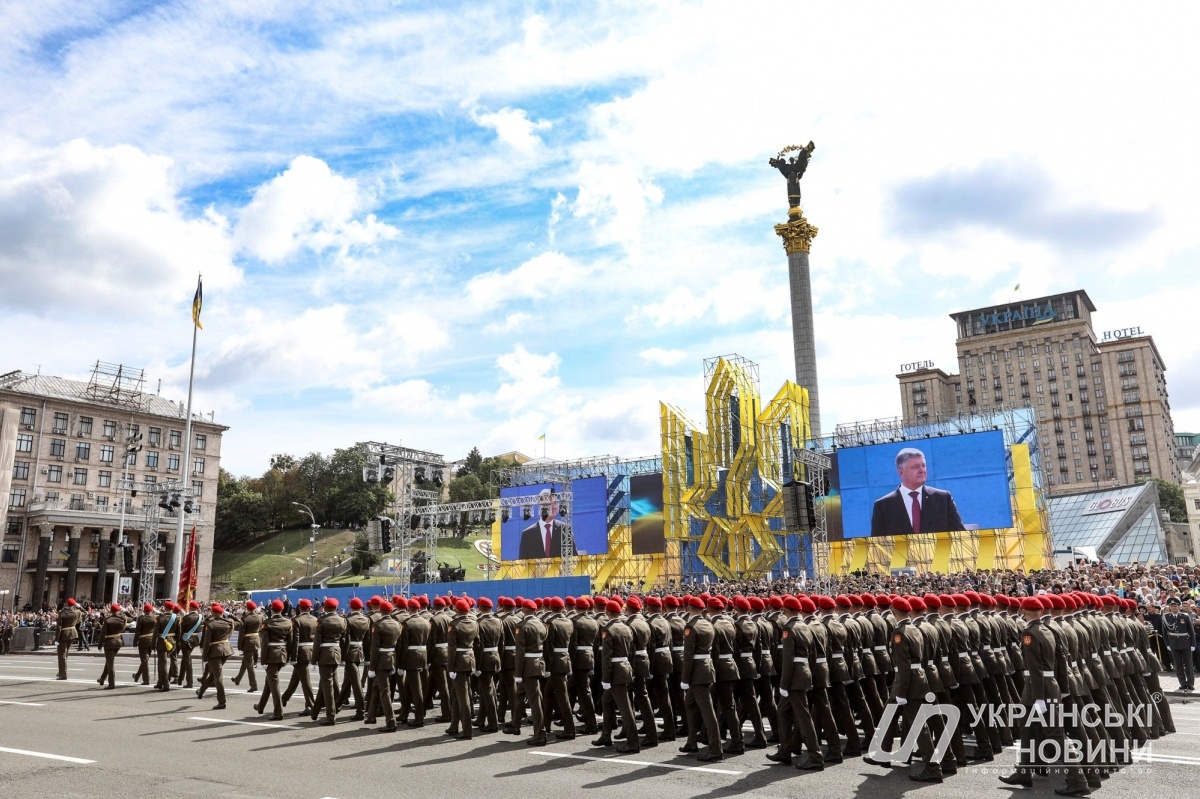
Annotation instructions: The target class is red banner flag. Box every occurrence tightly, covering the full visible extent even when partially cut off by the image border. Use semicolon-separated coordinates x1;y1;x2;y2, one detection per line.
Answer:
176;526;199;606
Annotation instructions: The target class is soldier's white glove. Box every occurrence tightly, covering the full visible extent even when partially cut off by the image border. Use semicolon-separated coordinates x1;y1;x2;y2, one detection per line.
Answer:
1033;699;1048;717
515;677;523;684
779;688;789;698
449;672;457;680
368;670;376;678
895;697;908;706
680;682;689;691
473;670;481;678
398;670;405;678
601;681;611;690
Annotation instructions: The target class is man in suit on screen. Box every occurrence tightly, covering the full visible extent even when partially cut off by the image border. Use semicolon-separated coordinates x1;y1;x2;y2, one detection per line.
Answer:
518;488;577;559
870;448;964;536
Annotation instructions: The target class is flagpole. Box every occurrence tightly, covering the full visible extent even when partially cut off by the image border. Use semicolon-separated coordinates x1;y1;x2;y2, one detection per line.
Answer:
169;275;201;600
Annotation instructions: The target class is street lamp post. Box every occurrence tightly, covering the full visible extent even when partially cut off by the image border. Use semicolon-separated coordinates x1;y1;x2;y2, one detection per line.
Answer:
292;502;320;588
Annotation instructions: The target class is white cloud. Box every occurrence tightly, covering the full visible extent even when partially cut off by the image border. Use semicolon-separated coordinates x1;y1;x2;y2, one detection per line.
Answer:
639;347;688;367
483;312;533;335
473;107;550;154
0;137;238;313
235;155;397;263
464;251;588;312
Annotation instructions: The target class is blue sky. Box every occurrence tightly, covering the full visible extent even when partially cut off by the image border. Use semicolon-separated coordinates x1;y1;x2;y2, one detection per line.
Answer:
1;1;1197;476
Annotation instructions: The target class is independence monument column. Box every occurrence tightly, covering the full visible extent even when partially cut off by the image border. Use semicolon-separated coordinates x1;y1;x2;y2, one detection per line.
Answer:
770;142;821;440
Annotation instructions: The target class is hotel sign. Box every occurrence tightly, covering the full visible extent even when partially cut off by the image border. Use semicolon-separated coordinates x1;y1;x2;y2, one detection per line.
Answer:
975;302;1056;331
900;361;935;372
1100;327;1144;341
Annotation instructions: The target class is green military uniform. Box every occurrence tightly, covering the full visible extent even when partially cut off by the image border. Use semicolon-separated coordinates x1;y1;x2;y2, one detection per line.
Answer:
369;611;403;731
153;606;180;690
397;606;430;726
233;607;262;691
281;607;318;713
446;608;479;739
132;608;157;685
680;607;721;760
55;602;81;680
511;608;547;740
311;603;348;724
337;605;371;719
197;609;235;708
599;612;638;753
774;610;823;768
255;607;293;719
96;609;128;689
175;606;203;688
473;606;503;732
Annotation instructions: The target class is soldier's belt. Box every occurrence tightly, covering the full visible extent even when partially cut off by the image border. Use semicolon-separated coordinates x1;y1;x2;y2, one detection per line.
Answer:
407;646;425;651
610;657;628;663
482;647;499;653
320;643;339;647
907;663;922;669
959;653;971;659
671;646;684;652
434;643;449;648
298;642;313;647
692;653;710;659
348;642;363;648
1104;649;1113;655
634;649;647;656
552;647;569;653
655;647;672;654
1022;670;1055;677
717;654;733;660
941;656;949;662
137;633;153;639
576;646;593;652
862;648;872;654
457;647;473;652
814;657;827;664
243;633;259;638
268;642;288;647
504;646;516;651
523;653;541;657
874;645;886;651
832;653;844;659
792;657;806;662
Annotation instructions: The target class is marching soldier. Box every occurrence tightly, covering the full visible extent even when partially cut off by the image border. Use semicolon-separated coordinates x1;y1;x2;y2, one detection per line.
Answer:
570;596;600;734
446;599;479;739
510;598;548;743
131;602;157;685
310;597;347;726
96;604;128;689
368;599;403;732
196;603;234;709
337;597;370;720
232;600;262;692
281;598;318;715
679;596;722;763
473;596;502;733
427;597;452;722
397;598;430;727
542;596;576;741
595;598;639;754
175;600;203;689
497;596;520;728
623;596;658;748
769;596;824;770
874;596;942;783
254;599;292;720
732;595;767;749
708;597;742;754
645;596;677;741
55;597;82;680
153;601;180;691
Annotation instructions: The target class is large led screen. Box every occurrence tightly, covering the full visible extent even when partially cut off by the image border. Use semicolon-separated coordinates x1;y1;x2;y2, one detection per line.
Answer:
499;476;608;561
630;472;666;555
834;430;1012;538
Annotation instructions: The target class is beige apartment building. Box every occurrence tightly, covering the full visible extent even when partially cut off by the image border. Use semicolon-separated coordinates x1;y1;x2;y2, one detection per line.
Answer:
0;365;228;609
897;290;1179;494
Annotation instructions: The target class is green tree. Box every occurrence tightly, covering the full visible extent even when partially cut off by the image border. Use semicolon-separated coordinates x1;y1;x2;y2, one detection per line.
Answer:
448;473;489;503
349;530;380;575
215;472;270;548
1150;478;1188;523
324;444;391;526
457;446;484;478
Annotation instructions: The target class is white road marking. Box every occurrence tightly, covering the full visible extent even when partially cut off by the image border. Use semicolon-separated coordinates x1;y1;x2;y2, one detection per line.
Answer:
1132;752;1200;766
0;700;45;706
0;746;94;764
188;716;300;730
0;674;151;687
527;750;742;775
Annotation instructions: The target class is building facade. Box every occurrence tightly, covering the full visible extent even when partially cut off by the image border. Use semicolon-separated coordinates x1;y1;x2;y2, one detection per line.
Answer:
897;290;1179;494
0;367;228;609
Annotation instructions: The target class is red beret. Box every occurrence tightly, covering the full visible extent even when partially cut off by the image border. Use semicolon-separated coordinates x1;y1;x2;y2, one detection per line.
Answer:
983;594;999;608
110;603;121;613
190;600;201;610
499;596;516;607
324;598;339;610
1047;594;1066;609
144;603;154;612
707;596;725;611
816;595;836;610
798;597;817;614
699;592;711;601
245;600;256;611
211;603;225;615
749;596;766;611
964;591;981;604
834;595;854;609
548;597;565;610
625;596;642;611
67;597;77;607
478;597;493;610
663;595;680;608
577;597;592;609
350;597;364;610
922;594;941;609
952;594;970;607
406;598;420;611
858;593;877;607
908;597;927;612
733;596;751;612
891;597;911;613
874;594;892;607
687;596;705;609
271;599;285;612
454;599;470;613
433;597;447;608
390;595;403;606
768;596;784;609
418;595;430;607
369;595;382;606
564;596;576;607
522;599;538;611
1060;595;1077;610
297;599;312;610
1100;594;1117;606
782;596;802;611
1020;596;1044;611
379;600;394;613
604;599;622;613
645;595;663;608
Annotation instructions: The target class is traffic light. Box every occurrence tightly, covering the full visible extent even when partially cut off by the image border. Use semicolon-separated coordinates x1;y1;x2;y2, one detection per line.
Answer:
380;517;393;552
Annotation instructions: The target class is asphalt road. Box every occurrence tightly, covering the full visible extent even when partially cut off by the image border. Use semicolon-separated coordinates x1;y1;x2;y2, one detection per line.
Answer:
0;650;1195;799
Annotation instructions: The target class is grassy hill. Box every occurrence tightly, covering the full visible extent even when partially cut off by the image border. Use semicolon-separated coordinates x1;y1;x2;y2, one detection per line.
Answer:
327;532;500;587
212;527;358;598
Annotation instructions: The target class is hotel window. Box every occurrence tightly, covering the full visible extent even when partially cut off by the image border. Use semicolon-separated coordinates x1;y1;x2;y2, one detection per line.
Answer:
95;496;108;508
169;430;182;448
78;416;93;435
193;457;205;475
20;407;36;426
16;433;33;453
195;434;207;450
146;451;159;468
148;427;161;446
76;442;91;460
192;480;203;499
73;468;87;485
48;465;62;482
99;445;114;464
9;489;26;508
13;461;30;480
98;470;112;488
52;412;68;433
168;454;180;471
50;438;66;457
103;420;118;438
1;544;18;563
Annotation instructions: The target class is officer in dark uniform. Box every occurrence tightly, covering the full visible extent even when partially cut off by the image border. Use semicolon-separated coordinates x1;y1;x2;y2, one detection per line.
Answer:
232;600;262;692
55;598;82;680
153;601;180;691
594;598;638;753
131;603;157;685
768;596;824;769
255;599;292;719
196;603;234;709
96;604;128;689
175;600;203;688
1163;596;1195;691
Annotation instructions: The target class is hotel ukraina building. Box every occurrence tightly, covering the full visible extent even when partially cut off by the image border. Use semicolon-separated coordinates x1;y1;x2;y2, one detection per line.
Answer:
897;290;1180;494
0;365;228;609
